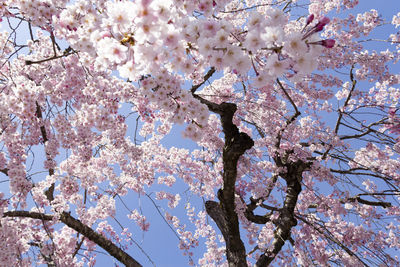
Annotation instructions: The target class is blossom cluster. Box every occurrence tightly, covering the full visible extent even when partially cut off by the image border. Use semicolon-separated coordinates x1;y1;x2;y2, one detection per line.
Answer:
0;0;399;266
17;0;58;27
128;209;150;231
48;0;337;143
388;108;400;137
139;71;209;140
49;0;336;86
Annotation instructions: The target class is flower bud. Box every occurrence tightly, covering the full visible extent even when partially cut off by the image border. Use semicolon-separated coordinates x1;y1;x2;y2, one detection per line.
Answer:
319;16;331;26
306;14;314;25
315;16;331;32
321;39;335;48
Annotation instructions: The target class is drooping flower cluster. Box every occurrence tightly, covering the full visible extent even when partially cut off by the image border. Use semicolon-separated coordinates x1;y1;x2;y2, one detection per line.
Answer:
388;108;400;136
0;0;399;267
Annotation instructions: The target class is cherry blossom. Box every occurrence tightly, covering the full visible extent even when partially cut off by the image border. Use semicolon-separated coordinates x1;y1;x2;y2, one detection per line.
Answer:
0;0;399;266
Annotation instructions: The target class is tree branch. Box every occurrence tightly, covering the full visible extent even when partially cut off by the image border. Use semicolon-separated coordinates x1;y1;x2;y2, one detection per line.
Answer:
3;210;142;267
4;210;53;220
242;197;274;224
276;78;299;115
194;89;254;265
322;66;356;160
1;168;8;176
256;160;309;266
29;241;56;267
35;102;55;201
190;67;215;93
333;66;357;135
25;49;75;66
295;214;369;267
346;195;392;208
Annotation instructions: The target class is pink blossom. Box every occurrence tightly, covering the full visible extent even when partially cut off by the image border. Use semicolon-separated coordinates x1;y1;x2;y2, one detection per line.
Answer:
306;14;315;25
321;38;335;48
1;1;399;266
392;12;400;28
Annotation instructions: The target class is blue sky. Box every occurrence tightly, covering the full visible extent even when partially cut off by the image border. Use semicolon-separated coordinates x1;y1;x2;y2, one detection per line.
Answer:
1;1;400;266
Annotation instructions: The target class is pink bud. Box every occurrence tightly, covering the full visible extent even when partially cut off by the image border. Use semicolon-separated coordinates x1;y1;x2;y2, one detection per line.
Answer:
321;39;335;48
389;108;397;116
315;23;324;32
319;16;330;26
306;14;314;25
315;16;331;32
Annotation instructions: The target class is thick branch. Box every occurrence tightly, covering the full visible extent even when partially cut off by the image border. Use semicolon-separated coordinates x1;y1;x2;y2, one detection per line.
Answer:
4;210;53;220
190;69;252;265
256;160;310;266
60;212;141;267
243;197;274;224
256;176;301;266
194;89;253;266
214;102;254;266
205;200;230;239
1;168;8;176
3;211;142;267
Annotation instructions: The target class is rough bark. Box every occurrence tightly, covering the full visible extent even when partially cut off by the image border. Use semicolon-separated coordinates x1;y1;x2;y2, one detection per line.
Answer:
255;160;309;266
195;96;254;267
